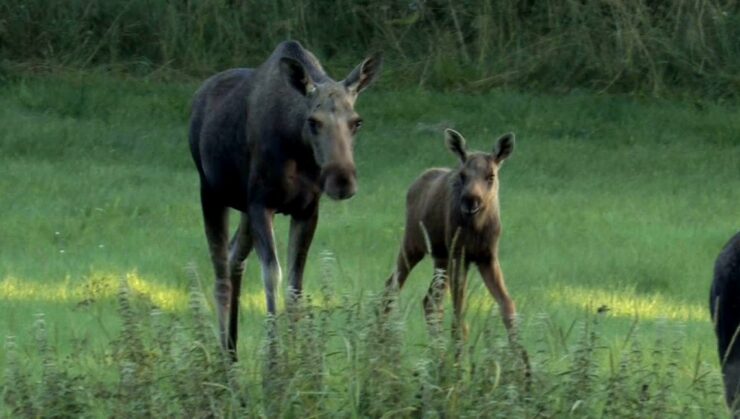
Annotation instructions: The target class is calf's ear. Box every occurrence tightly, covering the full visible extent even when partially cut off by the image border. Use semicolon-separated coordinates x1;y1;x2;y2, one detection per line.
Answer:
280;57;315;96
344;52;383;95
494;132;515;164
445;129;467;162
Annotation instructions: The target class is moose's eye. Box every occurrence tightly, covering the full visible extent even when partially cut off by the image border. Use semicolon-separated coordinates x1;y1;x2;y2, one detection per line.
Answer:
459;172;467;182
349;118;363;135
486;173;495;183
307;118;321;135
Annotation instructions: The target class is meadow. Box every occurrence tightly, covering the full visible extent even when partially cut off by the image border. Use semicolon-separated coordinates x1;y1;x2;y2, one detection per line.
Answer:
0;70;739;416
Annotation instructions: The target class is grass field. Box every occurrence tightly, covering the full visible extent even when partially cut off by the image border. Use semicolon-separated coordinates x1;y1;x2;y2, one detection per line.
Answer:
1;71;739;416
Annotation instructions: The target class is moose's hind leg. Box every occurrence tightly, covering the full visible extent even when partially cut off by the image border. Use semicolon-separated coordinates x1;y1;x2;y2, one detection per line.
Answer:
200;186;231;350
382;245;424;312
226;213;253;358
423;258;449;333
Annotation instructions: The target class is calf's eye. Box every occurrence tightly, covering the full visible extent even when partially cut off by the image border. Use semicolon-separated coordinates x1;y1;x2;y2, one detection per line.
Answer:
350;119;363;135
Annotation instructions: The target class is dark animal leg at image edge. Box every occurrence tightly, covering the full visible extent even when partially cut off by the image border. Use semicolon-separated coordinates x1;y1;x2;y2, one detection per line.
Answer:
711;232;740;415
723;323;740;417
722;323;740;369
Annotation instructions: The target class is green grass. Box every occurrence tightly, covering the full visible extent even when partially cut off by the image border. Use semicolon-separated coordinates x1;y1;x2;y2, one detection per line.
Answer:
0;72;739;416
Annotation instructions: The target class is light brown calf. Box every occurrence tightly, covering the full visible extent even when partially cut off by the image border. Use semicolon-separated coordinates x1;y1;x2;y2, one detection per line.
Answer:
385;128;517;338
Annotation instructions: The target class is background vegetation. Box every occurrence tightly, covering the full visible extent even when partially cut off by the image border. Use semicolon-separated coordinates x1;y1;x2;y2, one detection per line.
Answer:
1;0;739;96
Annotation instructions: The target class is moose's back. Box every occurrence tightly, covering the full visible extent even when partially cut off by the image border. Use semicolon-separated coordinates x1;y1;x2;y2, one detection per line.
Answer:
189;68;254;210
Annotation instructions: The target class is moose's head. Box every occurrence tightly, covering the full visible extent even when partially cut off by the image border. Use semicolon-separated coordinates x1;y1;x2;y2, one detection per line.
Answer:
445;128;515;219
280;53;383;200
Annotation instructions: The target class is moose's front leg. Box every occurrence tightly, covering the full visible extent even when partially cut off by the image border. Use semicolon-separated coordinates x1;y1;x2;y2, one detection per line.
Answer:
249;205;281;315
287;209;318;304
478;259;517;333
449;258;470;342
478;258;531;389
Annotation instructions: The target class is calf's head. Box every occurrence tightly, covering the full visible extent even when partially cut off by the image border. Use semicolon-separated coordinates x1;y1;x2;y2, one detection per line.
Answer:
280;53;383;200
445;128;515;218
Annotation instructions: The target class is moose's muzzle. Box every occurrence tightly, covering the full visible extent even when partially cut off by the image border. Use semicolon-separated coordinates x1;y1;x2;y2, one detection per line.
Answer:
321;163;357;200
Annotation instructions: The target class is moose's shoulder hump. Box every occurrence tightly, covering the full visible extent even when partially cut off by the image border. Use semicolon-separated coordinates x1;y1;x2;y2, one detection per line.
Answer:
275;40;306;57
192;68;253;110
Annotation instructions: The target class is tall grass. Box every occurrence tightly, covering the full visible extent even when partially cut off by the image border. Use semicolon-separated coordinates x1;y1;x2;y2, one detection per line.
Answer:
1;275;728;417
1;0;738;96
1;72;738;416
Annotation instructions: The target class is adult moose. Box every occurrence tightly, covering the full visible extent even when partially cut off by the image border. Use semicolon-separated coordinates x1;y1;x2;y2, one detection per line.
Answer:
384;128;517;340
710;231;740;417
189;41;382;358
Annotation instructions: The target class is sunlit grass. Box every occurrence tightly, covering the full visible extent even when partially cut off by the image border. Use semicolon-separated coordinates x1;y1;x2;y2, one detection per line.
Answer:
546;285;708;322
0;272;277;314
0;273;187;310
0;74;738;414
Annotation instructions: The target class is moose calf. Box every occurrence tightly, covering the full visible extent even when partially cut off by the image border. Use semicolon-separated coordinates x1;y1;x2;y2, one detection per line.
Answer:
711;231;740;416
385;128;517;338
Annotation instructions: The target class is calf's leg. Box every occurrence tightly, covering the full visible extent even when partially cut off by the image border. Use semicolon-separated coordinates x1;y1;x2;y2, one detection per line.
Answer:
477;260;516;333
449;258;469;341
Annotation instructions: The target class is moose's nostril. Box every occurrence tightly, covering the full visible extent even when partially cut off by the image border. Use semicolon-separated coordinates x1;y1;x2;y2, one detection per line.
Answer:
335;175;349;188
323;172;357;200
461;197;482;214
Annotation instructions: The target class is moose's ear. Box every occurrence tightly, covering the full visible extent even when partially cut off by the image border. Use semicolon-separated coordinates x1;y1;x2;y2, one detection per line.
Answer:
445;129;467;162
280;57;315;96
493;132;515;164
344;52;383;95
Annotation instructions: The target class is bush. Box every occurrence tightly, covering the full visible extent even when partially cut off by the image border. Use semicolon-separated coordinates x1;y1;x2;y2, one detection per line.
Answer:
1;0;738;97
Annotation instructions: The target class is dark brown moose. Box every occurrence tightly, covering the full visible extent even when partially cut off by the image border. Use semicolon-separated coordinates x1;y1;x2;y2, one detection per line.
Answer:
385;128;517;339
711;231;740;417
189;41;382;358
